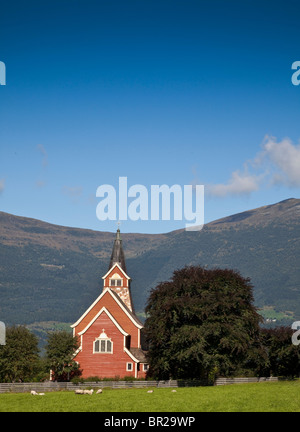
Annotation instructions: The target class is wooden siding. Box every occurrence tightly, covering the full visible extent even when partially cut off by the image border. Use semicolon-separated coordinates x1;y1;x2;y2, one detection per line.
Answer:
74;310;146;379
73;290;140;347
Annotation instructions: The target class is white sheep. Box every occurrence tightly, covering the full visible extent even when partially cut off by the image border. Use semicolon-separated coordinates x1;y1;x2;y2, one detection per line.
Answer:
83;389;94;395
30;390;44;395
147;390;154;393
96;389;103;394
75;389;84;394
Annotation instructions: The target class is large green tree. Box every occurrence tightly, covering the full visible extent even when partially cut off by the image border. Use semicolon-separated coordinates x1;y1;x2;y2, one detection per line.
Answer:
259;327;300;377
144;266;264;380
0;325;40;382
45;330;81;381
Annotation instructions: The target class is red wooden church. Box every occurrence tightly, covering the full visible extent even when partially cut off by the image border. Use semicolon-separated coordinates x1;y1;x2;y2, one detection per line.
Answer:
71;229;148;379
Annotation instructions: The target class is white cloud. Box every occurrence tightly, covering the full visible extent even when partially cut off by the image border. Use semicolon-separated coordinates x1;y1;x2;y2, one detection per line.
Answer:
207;170;261;197
207;135;300;198
261;135;300;187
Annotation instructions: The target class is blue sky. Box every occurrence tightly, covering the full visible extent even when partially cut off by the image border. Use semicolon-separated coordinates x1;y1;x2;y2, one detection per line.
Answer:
0;0;300;233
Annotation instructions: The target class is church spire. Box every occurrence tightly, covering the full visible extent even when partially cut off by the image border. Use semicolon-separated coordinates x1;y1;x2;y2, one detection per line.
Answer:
108;227;127;274
103;227;133;312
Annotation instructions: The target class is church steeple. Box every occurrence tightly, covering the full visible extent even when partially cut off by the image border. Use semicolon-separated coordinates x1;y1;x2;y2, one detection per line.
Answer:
102;228;133;312
108;228;127;273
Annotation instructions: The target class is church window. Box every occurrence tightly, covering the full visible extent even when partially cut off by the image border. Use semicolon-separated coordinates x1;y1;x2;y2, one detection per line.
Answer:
109;273;122;287
126;362;133;371
93;330;113;354
110;279;122;287
94;340;100;352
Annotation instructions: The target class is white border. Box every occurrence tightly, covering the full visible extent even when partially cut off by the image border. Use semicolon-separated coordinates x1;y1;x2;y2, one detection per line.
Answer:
126;362;133;372
78;306;129;336
71;287;143;330
102;262;131;281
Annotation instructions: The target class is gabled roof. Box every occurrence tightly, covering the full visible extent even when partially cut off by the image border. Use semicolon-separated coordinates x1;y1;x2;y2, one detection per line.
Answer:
71;287;143;330
124;347;147;363
102;262;130;281
78;306;129;336
129;348;147;363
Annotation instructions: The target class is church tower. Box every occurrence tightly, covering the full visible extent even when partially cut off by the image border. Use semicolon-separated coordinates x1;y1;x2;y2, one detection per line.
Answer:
102;228;133;312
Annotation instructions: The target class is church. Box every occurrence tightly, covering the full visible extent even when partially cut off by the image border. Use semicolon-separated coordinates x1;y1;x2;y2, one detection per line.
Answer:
70;228;148;379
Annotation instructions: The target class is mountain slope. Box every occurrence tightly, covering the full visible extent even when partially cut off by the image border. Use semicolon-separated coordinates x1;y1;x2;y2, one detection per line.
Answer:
0;198;299;327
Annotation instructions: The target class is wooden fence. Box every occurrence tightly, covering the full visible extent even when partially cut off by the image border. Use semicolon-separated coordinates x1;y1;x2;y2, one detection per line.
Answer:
0;377;277;393
214;376;278;385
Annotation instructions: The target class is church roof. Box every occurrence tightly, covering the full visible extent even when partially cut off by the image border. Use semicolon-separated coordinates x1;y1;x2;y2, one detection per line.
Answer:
109;289;143;327
70;287;143;329
109;228;127;273
129;348;147;363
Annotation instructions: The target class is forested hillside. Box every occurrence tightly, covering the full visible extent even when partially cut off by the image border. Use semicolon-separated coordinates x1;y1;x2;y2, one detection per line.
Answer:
0;199;299;331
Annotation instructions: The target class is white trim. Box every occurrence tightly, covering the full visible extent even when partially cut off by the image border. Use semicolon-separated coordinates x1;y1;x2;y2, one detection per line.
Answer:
71;288;143;330
72;346;82;357
124;347;140;363
78;306;129;336
126;362;133;372
93;337;113;354
71;288;109;328
72;334;82;359
102;263;131;281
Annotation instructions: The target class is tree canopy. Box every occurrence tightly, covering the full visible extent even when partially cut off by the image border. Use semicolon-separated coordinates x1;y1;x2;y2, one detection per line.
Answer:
45;331;81;381
0;325;40;382
144;266;264;380
259;327;300;377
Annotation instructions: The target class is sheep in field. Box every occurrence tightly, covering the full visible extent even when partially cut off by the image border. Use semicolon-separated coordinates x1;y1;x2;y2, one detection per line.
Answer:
30;390;44;395
75;389;94;395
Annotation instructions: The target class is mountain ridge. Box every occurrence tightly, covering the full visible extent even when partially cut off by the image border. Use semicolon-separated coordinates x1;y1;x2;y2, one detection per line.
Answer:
0;198;299;329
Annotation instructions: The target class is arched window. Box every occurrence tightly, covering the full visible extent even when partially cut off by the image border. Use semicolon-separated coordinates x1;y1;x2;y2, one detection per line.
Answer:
109;273;123;287
93;329;113;354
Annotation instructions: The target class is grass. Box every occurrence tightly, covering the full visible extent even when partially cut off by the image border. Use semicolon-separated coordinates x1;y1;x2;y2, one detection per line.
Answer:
259;306;295;321
0;380;300;412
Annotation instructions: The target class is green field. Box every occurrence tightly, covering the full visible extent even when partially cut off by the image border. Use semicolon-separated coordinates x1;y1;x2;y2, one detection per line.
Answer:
0;380;299;412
